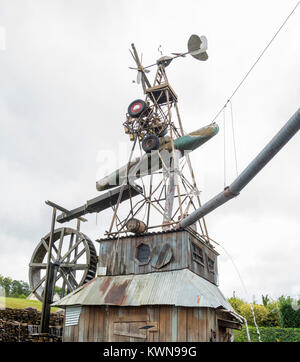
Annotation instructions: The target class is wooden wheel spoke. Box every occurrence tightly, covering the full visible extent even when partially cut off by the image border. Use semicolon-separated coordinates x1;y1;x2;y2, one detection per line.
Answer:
29;263;47;269
60;238;82;262
60;263;88;270
41;239;56;262
32;275;46;293
69;248;86;264
65;271;79;288
57;228;65;259
59;269;75;292
55;273;62;282
67;233;75;262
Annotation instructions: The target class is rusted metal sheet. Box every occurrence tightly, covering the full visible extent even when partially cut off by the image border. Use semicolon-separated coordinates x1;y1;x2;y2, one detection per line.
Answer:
53;269;232;310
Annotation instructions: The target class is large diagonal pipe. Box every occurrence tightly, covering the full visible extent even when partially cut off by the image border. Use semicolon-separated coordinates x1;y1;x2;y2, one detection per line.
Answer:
179;108;300;228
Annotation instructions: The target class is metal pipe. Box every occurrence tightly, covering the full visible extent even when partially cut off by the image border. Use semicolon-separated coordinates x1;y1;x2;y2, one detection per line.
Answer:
179;108;300;228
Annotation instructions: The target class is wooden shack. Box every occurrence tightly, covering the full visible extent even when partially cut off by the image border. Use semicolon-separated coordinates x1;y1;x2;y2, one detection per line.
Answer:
54;230;242;341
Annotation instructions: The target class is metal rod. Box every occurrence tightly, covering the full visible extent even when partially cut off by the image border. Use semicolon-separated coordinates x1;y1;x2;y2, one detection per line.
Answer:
179;108;300;228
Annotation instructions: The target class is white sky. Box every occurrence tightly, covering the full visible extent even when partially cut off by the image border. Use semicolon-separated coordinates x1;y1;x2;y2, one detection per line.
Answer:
0;0;299;303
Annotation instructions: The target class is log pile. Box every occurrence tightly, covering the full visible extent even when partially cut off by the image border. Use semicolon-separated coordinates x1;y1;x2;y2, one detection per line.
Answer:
0;307;64;342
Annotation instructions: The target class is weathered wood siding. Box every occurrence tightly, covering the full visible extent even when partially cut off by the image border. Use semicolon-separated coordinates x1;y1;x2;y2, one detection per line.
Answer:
98;230;218;285
63;305;231;342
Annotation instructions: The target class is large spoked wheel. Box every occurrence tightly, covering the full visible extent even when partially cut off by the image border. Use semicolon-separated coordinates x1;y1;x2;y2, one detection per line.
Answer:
29;227;97;302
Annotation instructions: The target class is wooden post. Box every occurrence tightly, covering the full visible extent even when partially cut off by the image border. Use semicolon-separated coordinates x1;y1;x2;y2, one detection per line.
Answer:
40;206;57;333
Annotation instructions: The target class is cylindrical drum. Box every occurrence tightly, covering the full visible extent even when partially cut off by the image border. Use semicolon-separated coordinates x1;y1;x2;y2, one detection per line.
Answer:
126;218;147;234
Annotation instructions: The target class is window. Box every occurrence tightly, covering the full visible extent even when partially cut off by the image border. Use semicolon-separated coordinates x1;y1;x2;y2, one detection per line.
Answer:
136;243;151;264
191;243;204;265
207;256;215;273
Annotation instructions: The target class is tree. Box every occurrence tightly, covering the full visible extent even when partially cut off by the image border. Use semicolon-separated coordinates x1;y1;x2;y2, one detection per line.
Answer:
228;297;245;314
54;286;62;296
0;275;31;298
0;276;12;296
262;294;270;307
239;303;269;326
278;296;300;328
10;280;31;298
228;296;280;327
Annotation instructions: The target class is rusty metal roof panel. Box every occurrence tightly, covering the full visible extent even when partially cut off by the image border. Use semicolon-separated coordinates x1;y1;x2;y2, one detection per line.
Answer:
53;269;232;310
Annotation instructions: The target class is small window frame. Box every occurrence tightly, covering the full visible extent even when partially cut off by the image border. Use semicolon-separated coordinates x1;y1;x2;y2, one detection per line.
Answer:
135;241;152;266
206;255;215;274
191;242;205;266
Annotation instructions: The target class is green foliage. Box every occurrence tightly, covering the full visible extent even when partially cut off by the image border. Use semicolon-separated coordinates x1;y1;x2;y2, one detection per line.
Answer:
227;297;245;314
0;275;31;298
0;276;13;296
234;326;300;342
262;294;270;307
54;286;62;296
265;301;280;327
278;296;300;328
239;303;269;326
228;296;280;327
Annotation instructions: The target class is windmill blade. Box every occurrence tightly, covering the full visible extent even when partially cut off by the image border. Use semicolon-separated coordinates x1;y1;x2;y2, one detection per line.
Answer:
187;34;208;61
199;36;208;52
137;70;142;84
129;48;137;62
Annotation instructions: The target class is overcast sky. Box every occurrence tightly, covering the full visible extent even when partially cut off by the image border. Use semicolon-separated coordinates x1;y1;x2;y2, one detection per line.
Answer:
0;0;299;303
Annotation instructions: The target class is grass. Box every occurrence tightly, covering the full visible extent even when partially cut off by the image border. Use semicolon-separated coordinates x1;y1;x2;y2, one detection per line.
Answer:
0;297;61;312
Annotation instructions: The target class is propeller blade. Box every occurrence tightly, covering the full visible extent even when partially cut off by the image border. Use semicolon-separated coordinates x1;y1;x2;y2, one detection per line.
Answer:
187;34;208;61
137;71;142;84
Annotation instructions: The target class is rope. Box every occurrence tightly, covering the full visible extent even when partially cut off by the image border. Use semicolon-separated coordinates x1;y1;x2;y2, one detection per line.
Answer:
223;108;226;188
210;1;300;124
229;101;239;177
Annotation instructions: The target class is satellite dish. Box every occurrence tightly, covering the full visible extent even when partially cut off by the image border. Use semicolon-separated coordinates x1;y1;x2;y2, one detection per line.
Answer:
187;34;208;61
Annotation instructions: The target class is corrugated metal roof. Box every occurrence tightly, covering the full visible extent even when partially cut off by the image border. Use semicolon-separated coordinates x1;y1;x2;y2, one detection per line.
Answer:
53;269;232;310
96;228;184;241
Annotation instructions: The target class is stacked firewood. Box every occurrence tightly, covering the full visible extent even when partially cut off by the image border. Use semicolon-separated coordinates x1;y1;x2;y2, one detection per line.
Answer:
0;307;64;342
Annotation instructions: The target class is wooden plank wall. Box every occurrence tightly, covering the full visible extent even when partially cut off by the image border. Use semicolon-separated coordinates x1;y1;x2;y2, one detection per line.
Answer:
98;231;189;276
63;305;221;342
98;231;218;285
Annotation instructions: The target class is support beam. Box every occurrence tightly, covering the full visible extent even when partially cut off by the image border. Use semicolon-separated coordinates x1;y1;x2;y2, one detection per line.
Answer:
57;185;142;223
